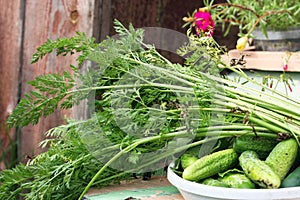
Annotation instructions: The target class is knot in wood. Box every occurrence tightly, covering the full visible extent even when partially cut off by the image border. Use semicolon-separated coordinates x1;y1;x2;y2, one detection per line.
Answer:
70;10;79;24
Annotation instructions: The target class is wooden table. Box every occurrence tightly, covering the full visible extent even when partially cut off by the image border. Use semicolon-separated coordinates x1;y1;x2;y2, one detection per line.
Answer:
221;50;300;72
84;176;184;200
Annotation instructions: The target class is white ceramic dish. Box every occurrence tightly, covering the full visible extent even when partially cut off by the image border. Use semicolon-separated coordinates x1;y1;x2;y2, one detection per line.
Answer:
167;162;300;200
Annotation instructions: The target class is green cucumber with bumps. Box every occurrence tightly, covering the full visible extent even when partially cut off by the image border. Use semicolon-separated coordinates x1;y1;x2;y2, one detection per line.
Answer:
218;172;256;189
182;149;238;181
202;178;229;187
233;135;278;159
265;138;299;180
239;150;281;188
180;146;201;169
180;153;198;169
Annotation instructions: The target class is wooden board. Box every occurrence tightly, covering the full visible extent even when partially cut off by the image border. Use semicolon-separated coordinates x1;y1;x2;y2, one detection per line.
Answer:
19;0;97;160
85;176;184;200
222;50;300;72
0;0;23;169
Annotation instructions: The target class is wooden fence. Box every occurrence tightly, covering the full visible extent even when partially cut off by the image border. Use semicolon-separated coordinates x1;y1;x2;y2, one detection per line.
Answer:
0;0;236;168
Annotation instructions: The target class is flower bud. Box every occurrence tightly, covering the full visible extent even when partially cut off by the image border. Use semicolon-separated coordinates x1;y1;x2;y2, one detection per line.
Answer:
283;63;288;71
236;36;248;51
182;17;194;23
269;80;273;88
288;84;293;92
198;7;209;12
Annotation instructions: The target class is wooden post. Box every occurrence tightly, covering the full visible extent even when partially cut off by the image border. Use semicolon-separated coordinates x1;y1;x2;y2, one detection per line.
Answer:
0;0;23;169
0;0;115;165
18;0;99;161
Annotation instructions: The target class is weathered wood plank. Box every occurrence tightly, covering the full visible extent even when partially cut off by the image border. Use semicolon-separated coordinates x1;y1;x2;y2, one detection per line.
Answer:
20;0;97;160
0;0;23;169
99;0;112;41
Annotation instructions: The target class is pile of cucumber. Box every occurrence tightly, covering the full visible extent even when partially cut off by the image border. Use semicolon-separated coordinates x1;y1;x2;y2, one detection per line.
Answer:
175;136;300;189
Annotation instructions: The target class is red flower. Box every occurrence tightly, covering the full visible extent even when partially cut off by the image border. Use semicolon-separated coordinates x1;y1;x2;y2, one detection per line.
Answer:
194;11;214;36
283;63;288;71
269;82;273;88
288;85;293;92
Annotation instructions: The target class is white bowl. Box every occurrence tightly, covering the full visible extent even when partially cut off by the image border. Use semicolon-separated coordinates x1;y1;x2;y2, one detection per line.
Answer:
167;162;300;200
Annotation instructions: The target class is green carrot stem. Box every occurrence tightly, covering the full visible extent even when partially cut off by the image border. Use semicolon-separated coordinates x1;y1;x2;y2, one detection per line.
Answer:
247;116;287;134
197;124;270;132
213;94;297;134
196;130;277;138
237;95;300;122
213;101;287;133
225;85;300;118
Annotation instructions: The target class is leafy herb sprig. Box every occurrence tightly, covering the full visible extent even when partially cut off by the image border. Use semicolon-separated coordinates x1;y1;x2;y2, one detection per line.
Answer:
31;32;97;65
6;32;97;128
0;122;132;200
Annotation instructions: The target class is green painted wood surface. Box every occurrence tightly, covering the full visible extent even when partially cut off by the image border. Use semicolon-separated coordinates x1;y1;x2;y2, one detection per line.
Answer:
85;185;180;200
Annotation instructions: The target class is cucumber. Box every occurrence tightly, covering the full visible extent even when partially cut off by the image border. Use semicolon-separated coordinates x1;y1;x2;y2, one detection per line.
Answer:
180;153;198;169
239;150;281;188
202;178;229;187
180;145;201;169
218;172;256;189
182;149;238;181
233;135;278;159
265;138;299;180
281;165;300;188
